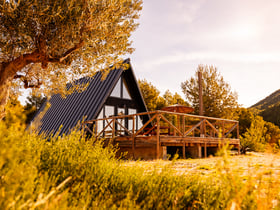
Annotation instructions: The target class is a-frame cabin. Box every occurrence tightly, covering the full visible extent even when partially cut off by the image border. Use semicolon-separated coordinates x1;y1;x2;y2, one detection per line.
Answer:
33;59;148;137
33;59;240;160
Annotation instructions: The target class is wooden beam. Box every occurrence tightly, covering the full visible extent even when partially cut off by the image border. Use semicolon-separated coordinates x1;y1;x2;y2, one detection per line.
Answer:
184;120;203;137
204;142;207;158
156;114;160;159
198;144;202;158
223;123;238;138
183;142;186;159
160;114;183;136
205;120;219;135
198;71;203;116
132;116;135;159
134;114;157;136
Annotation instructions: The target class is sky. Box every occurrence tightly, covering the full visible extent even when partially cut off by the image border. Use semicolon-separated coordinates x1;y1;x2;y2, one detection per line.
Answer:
129;0;280;108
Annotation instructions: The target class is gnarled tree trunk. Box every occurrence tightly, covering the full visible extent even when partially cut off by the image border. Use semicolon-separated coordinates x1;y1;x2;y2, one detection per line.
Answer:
0;51;42;120
0;40;84;120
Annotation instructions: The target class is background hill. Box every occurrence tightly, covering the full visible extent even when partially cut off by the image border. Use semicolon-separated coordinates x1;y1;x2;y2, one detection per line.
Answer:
251;89;280;126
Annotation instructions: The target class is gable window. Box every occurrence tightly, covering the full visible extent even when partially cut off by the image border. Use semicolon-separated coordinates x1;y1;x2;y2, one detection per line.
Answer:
110;78;121;97
123;80;132;99
110;77;132;99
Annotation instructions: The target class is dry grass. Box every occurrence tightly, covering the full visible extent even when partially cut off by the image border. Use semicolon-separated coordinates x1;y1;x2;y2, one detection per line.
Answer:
123;152;280;178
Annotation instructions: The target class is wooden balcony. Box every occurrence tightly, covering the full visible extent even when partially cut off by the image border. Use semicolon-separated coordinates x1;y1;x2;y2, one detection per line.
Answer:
82;110;240;159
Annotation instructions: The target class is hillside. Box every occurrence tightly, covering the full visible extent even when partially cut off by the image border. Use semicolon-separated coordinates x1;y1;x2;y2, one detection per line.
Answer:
251;89;280;126
251;89;280;110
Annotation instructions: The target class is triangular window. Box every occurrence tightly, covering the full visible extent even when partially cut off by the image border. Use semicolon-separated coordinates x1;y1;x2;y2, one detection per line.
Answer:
123;81;132;99
110;77;132;99
110;78;121;98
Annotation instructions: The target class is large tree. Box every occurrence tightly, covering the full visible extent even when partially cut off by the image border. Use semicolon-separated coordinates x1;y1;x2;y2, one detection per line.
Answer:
0;0;142;119
181;65;238;118
138;79;164;111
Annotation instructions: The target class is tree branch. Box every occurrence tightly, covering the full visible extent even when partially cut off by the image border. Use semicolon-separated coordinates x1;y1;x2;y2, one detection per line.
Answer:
47;40;84;63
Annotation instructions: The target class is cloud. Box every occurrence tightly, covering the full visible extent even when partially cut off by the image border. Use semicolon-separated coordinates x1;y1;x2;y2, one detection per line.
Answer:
138;51;280;72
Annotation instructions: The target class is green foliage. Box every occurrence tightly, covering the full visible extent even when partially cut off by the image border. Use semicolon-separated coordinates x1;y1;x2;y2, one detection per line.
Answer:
240;116;267;154
234;107;255;136
138;79;188;111
2;98;26;127
24;93;46;124
138;79;163;111
162;90;188;107
181;65;238;118
235;107;280;153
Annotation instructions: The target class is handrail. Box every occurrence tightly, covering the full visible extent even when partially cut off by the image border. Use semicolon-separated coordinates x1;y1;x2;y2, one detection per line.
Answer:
82;110;239;140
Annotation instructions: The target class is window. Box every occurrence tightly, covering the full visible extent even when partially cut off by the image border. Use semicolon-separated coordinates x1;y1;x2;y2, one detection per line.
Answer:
104;105;114;117
123;81;132;99
128;108;137;131
110;78;121;97
110;77;132;99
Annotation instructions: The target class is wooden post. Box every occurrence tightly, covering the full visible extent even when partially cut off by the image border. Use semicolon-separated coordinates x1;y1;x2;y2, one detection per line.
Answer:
162;146;167;160
132;116;135;159
183;142;186;159
198;71;204;137
95;120;98;140
237;122;240;155
156;113;160;159
112;118;115;139
198;71;203;116
203;119;206;136
204;142;207;158
198;144;202;158
183;116;185;134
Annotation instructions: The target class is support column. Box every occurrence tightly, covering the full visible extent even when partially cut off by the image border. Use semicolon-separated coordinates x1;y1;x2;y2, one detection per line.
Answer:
198;144;202;158
162;146;167;160
238;143;240;155
183;142;186;159
132;116;135;159
156;114;160;159
204;142;207;158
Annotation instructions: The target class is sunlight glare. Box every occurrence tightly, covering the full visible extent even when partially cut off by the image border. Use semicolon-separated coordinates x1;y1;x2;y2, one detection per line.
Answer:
231;23;259;40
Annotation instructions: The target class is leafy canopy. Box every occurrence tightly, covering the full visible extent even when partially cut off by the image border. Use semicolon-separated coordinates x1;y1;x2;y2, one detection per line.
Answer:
138;79;187;111
0;0;142;118
181;65;238;118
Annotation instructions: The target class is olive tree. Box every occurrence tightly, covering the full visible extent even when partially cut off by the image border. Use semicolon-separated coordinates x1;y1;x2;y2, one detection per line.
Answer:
0;0;142;119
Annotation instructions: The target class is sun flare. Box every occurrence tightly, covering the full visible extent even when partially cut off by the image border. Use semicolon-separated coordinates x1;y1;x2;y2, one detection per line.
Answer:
231;23;259;40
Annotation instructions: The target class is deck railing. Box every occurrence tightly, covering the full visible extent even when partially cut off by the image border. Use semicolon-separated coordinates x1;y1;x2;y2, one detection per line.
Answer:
82;110;239;158
82;110;239;140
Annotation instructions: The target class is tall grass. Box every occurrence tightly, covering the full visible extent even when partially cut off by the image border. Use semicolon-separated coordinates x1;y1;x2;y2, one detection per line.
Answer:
1;120;280;209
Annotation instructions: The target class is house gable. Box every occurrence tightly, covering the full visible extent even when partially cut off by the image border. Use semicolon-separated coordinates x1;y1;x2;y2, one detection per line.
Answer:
34;59;147;136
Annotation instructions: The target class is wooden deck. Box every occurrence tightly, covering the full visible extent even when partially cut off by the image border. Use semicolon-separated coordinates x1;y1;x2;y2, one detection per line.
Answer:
82;110;240;159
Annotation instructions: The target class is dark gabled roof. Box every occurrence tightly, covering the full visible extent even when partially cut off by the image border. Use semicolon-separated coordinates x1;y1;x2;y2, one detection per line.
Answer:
33;59;147;136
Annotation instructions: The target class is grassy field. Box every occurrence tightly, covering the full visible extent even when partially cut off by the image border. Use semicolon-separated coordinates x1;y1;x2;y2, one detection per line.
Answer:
1;121;280;209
